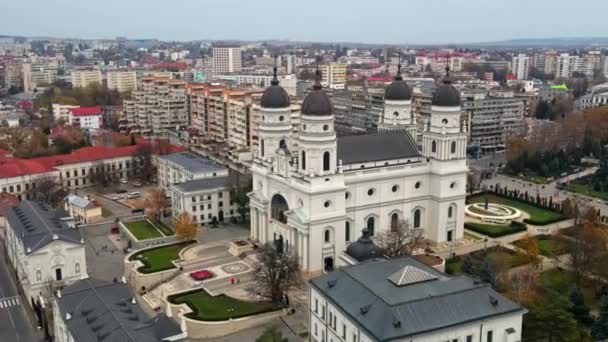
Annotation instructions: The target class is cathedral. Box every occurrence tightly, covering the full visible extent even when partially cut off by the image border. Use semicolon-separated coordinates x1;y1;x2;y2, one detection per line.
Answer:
248;63;468;274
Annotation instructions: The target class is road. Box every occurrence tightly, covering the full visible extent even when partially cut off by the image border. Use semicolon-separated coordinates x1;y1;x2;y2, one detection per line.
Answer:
481;172;608;214
0;242;42;342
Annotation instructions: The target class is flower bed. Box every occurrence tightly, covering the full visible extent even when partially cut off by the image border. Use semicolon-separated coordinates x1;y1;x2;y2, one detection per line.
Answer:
190;270;215;281
129;241;195;274
464;221;527;238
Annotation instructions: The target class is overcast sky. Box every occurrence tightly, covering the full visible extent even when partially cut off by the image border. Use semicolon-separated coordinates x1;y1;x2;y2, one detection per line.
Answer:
1;0;607;44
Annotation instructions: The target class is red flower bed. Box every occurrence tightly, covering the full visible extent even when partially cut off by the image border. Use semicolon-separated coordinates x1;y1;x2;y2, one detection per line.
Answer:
190;270;214;281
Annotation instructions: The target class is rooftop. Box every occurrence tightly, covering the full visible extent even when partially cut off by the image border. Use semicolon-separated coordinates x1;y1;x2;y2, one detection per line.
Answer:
7;200;82;254
69;106;103;117
310;257;524;341
65;194;98;210
159;152;226;174
56;278;183;342
337;132;420;165
172;173;250;193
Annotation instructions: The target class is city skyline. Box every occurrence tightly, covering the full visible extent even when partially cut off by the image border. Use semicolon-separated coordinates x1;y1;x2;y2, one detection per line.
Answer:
2;0;608;44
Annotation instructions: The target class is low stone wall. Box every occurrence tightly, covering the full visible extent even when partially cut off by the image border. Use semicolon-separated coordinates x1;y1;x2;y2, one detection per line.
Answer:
166;300;287;340
124;246;181;292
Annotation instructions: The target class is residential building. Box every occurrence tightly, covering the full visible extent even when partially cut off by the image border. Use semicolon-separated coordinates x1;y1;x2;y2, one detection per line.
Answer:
106;70;137;93
214;73;297;95
320;63;347;89
71;68;102;88
53;278;184;342
212;44;242;74
52;104;80;123
3;59;22;89
68;106;103;129
157;151;227;192
555;53;579;79
122;76;189;136
64;194;102;224
415;52;476;72
22;57;62;92
309;256;525;342
5;200;87;301
249;69;468;274
511;54;530;80
330;86;384;135
577;84;608;110
461;91;526;153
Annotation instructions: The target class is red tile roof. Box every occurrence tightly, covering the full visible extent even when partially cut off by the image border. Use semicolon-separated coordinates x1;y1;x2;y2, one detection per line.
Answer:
69;106;102;117
0;139;185;179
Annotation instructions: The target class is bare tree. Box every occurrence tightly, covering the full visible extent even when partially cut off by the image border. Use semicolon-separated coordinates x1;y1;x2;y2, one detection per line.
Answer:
133;144;155;181
144;189;170;223
500;266;540;307
26;176;66;208
374;219;425;258
254;243;301;304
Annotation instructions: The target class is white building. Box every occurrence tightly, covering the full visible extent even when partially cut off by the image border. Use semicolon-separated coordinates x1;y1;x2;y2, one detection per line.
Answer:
106;70;137;93
511;54;530;80
71;69;102;88
212;44;242;74
67;107;102;129
52;104;80;122
157;151;228;192
53;278;184;342
309;256;526;342
555;54;579;79
214;73;297;96
5;200;87;302
64;194;102;224
248;68;468;274
320;63;347;89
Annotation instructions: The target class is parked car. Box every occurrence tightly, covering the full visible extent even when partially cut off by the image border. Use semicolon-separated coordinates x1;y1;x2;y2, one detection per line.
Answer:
112;194;123;201
111;226;120;234
127;192;141;199
116;189;128;194
190;270;215;281
120;178;128;184
132;181;142;187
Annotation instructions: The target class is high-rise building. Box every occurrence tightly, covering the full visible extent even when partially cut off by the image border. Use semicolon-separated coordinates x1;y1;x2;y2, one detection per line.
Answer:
71;68;102;88
122;77;189;136
3;60;22;89
320;62;347;89
555;54;579;79
106;70;137;93
211;44;242;74
22;57;62;92
511;54;530;80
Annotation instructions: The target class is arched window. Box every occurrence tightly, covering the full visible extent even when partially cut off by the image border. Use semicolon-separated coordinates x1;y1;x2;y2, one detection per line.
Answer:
301;151;306;170
75;262;81;274
367;217;375;236
345;221;351;242
261;139;265;157
413;209;422;228
323;152;330;171
448;206;453;218
324;229;331;243
451;141;456;154
431;140;437;153
279;139;287;149
391;213;399;232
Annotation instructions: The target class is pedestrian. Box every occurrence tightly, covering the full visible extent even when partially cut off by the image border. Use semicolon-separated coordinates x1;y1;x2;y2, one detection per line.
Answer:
230;277;234;285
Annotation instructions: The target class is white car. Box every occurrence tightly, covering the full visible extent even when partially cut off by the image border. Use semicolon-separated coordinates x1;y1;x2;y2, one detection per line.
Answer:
112;194;125;201
120;179;128;184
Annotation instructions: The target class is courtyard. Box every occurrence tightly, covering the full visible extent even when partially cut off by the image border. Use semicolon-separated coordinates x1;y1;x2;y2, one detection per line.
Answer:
129;241;195;273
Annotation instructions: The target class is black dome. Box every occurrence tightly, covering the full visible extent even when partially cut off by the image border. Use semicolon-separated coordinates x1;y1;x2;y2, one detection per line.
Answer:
432;65;461;107
261;85;290;108
384;64;412;101
301;69;333;116
346;229;384;262
432;84;461;106
385;80;412;101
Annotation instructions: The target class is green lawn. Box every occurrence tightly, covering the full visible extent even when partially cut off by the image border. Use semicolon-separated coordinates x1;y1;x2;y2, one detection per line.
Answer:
168;289;278;321
124;219;173;240
465;222;526;238
468;194;563;225
567;182;608;201
445;258;463;274
130;241;194;274
513;235;569;257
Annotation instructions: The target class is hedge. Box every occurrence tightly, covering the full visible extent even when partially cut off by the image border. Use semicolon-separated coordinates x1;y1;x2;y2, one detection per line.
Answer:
464;221;527;238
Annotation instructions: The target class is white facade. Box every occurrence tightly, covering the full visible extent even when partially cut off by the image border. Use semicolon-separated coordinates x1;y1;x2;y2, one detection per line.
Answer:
249;83;468;274
212;45;242;74
170;184;239;225
321;63;347;89
68;113;102;129
157;152;228;191
71;69;102;88
309;286;523;342
106;70;137;93
511;54;530;80
555;54;579;79
52;104;79;122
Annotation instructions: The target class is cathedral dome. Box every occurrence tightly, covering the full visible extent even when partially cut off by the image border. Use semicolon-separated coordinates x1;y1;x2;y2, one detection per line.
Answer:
384;64;412;101
346;229;384;262
432;66;461;107
301;69;333;116
261;66;290;108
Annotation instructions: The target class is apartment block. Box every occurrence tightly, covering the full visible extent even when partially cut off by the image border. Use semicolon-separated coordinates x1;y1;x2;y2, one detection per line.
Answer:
320;62;347;89
123;76;189;136
22;57;63;92
71;68;102;88
106;70;137;93
511;54;530;80
211;44;242;74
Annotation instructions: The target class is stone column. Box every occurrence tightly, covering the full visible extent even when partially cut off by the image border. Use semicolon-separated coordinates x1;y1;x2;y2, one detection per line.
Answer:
250;209;258;240
302;234;309;271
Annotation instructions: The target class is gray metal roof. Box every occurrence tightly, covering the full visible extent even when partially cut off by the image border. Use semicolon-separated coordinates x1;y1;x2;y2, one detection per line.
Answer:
172;173;251;193
65;194;94;209
158;152;225;174
310;257;524;341
387;265;438;287
7;200;83;254
56;279;183;342
337;132;420;165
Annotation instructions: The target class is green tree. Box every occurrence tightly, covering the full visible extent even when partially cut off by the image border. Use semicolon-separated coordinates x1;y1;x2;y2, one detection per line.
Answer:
523;294;579;342
255;326;288;342
569;287;592;327
592;296;608;340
